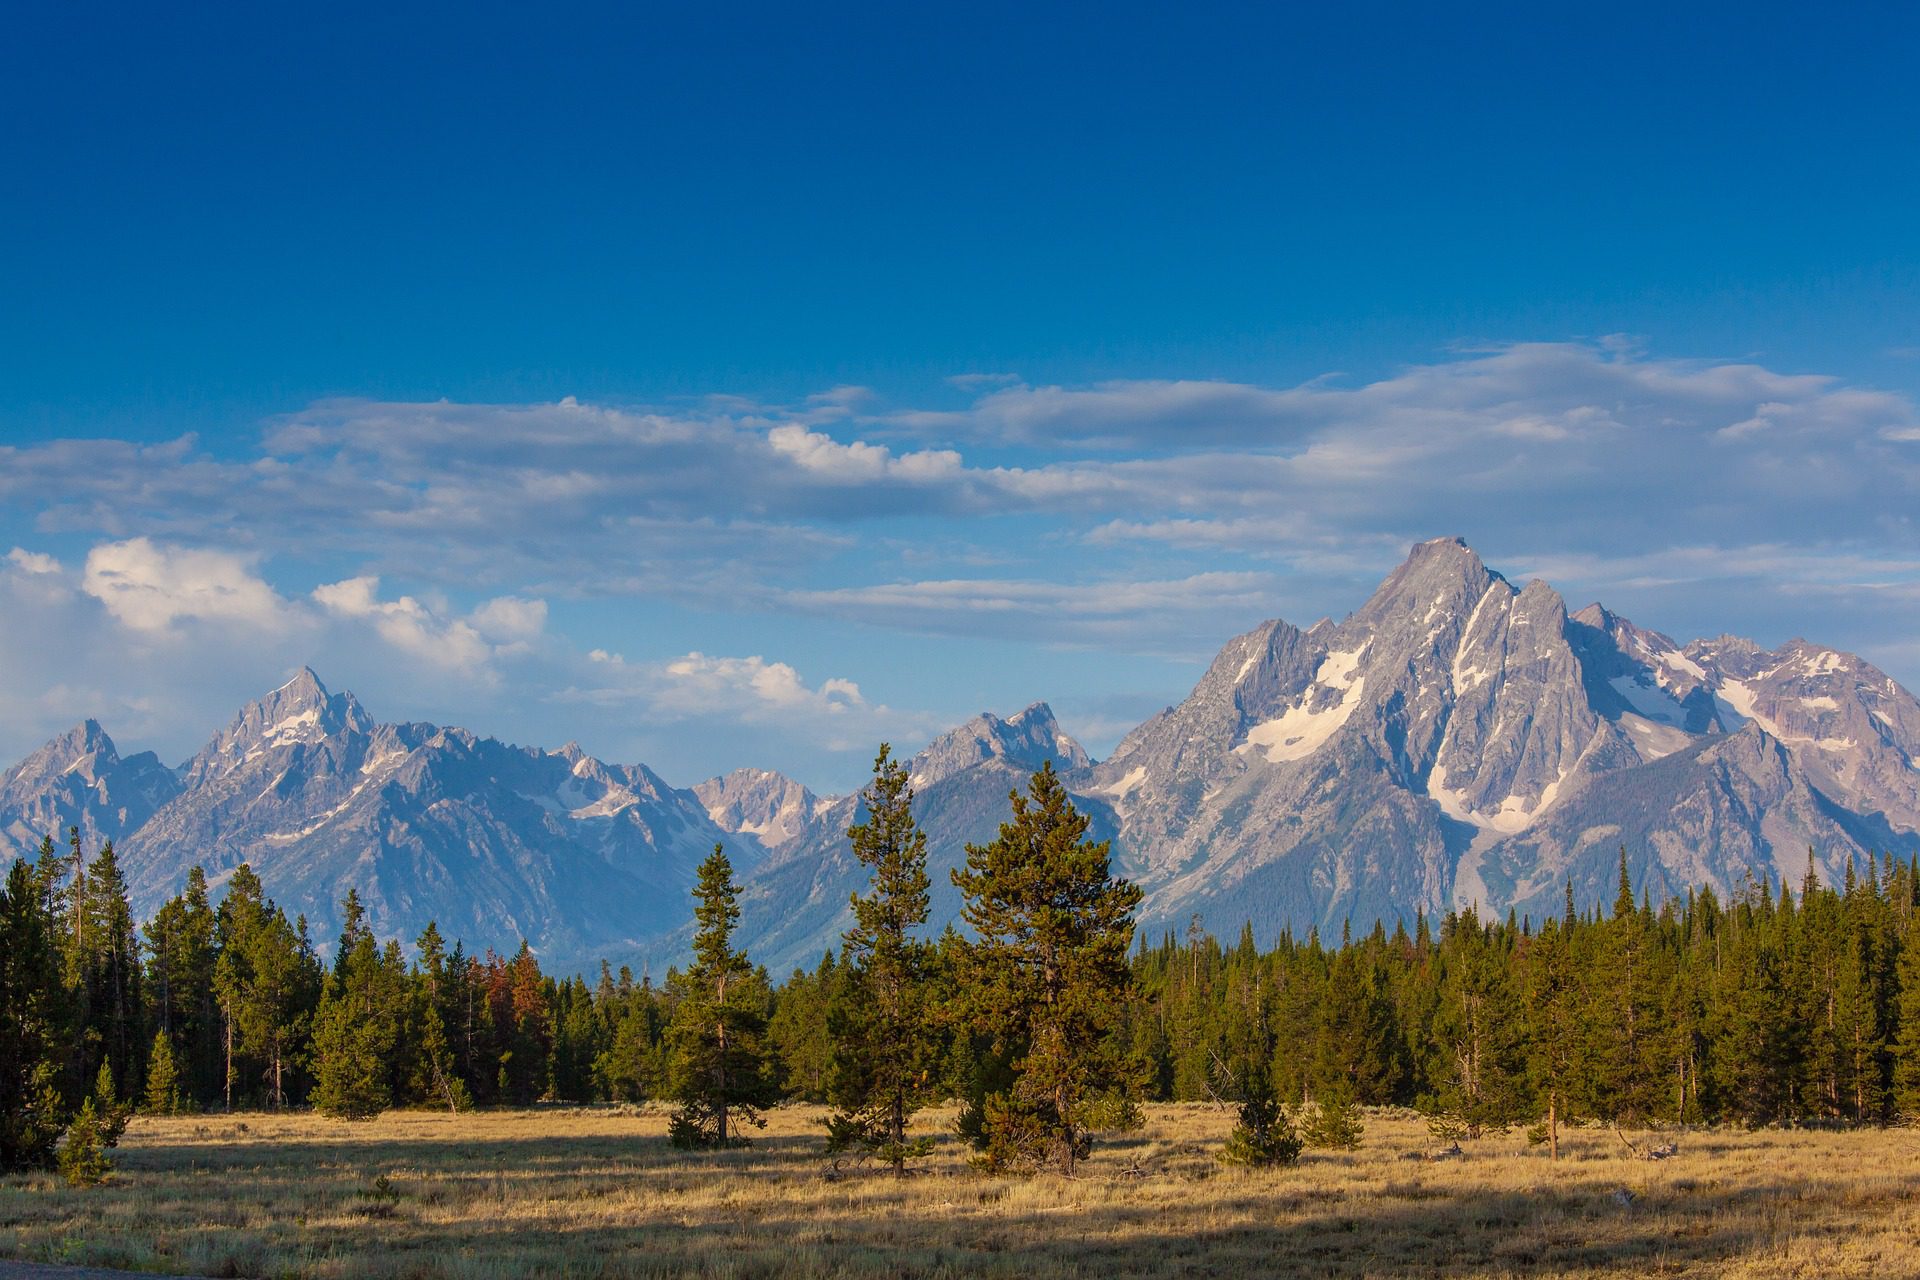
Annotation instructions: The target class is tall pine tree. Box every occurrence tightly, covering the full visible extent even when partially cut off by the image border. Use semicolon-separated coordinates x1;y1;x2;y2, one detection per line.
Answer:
953;762;1142;1175
665;846;777;1148
826;744;936;1174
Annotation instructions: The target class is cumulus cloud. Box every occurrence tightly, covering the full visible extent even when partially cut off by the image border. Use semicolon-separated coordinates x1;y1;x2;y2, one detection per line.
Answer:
7;548;61;576
311;576;521;675
657;652;867;717
81;538;289;633
468;596;548;646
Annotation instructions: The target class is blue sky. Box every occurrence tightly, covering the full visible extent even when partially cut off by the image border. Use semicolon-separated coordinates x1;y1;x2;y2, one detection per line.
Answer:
3;3;1918;792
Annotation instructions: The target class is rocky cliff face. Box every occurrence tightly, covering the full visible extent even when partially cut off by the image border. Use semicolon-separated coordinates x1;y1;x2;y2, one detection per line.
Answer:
1084;538;1920;943
694;768;822;852
0;719;181;859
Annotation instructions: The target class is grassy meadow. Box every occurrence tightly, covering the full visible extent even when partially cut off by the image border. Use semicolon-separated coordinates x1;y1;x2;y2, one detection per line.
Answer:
2;1104;1917;1279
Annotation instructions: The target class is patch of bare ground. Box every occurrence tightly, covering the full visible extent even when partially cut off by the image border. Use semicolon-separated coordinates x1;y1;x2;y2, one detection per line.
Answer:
2;1105;1916;1278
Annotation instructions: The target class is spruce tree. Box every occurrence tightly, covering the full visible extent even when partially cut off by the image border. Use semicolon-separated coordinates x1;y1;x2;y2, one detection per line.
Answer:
311;891;404;1118
952;762;1142;1175
1892;912;1920;1120
825;744;936;1174
142;1029;182;1115
81;841;144;1101
1422;911;1528;1141
1521;916;1579;1158
144;867;220;1109
665;846;777;1148
212;866;316;1110
411;923;471;1112
0;856;71;1171
1218;1076;1301;1168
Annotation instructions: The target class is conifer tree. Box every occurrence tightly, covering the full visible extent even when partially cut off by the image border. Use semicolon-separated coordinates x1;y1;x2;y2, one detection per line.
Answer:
57;1097;112;1187
1520;916;1579;1158
412;923;471;1112
768;955;838;1103
1422;911;1529;1140
1218;1075;1301;1168
311;891;406;1118
83;841;144;1100
665;846;777;1148
826;744;936;1174
0;856;71;1171
142;1029;182;1115
952;762;1142;1175
213;866;316;1110
144;866;220;1109
1892;911;1920;1120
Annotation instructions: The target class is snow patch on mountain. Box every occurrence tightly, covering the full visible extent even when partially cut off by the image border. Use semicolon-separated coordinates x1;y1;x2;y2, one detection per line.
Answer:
1240;646;1367;763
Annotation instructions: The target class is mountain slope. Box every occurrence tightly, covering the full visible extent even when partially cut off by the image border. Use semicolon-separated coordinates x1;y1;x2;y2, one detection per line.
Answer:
0;720;182;860
117;669;736;969
695;768;821;852
1091;538;1920;942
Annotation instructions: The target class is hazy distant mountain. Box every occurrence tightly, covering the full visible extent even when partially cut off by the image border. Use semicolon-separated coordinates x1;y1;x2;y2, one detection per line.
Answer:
0;719;181;860
675;703;1099;974
6;539;1918;974
5;669;736;970
695;768;822;852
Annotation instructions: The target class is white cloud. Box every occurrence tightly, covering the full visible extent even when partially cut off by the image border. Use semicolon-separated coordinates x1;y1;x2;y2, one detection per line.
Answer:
766;424;965;484
81;538;289;633
312;576;495;674
1;341;1918;702
468;596;548;646
562;648;927;755
7;548;61;576
660;652;867;717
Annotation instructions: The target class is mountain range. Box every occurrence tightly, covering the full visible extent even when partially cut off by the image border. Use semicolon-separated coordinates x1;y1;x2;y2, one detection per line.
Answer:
5;538;1917;974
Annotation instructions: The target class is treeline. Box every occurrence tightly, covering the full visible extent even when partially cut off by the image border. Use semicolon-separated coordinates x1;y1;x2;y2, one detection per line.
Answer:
8;749;1920;1184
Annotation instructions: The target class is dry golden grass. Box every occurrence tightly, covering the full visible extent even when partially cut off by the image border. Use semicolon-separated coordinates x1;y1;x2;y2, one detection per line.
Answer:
3;1103;1917;1279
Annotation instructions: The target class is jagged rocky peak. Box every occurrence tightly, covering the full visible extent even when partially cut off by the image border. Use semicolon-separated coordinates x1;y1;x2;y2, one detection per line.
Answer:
7;718;120;785
1355;536;1502;626
0;718;182;859
181;667;374;784
909;702;1090;791
695;768;820;849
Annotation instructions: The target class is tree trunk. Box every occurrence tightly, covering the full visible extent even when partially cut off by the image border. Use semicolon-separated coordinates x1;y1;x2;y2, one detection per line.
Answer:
1548;1091;1559;1161
891;1093;905;1177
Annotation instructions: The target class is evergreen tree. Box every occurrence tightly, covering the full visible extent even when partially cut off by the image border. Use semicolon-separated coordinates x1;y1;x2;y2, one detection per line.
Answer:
1218;1076;1301;1168
56;1097;112;1187
0;855;71;1171
144;867;220;1110
952;762;1143;1175
1421;911;1529;1140
826;744;936;1174
1520;916;1579;1158
769;956;839;1103
1894;908;1920;1121
310;891;406;1118
142;1029;183;1115
665;846;777;1148
411;923;472;1112
213;866;317;1109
